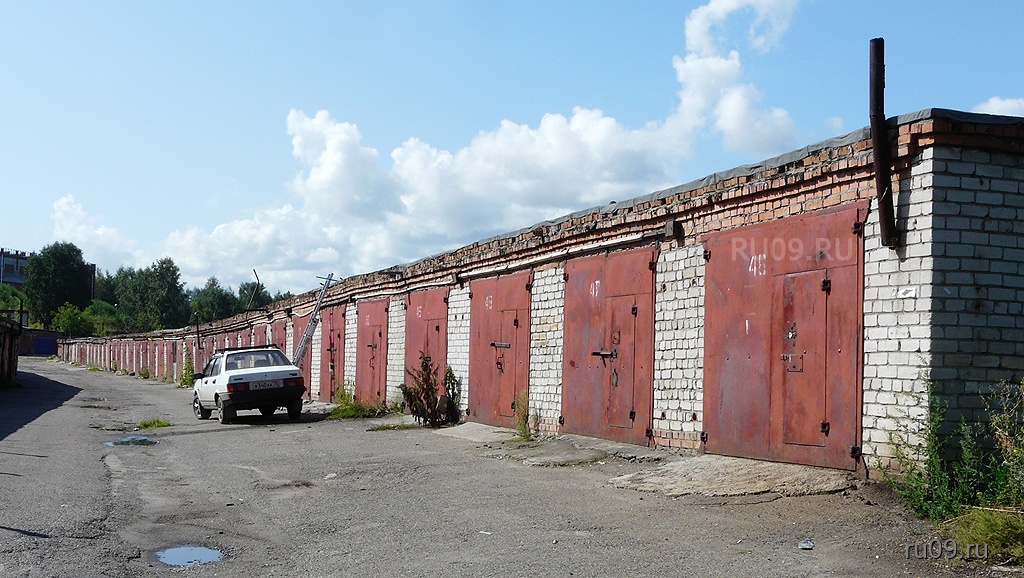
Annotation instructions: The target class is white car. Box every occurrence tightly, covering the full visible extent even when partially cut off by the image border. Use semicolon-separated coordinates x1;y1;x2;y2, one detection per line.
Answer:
192;346;306;424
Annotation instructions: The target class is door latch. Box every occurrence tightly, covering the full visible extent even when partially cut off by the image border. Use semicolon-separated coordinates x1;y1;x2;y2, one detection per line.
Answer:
820;420;830;435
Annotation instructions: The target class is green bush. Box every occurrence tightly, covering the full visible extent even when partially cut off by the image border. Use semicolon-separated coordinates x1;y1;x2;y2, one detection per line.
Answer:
139;367;151;380
514;390;531;440
327;390;394;420
400;353;459;428
179;354;194;388
138;418;171;429
887;378;1024;563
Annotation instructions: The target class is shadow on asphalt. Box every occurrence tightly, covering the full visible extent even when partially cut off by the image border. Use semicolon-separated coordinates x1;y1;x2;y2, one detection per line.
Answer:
0;364;81;443
216;411;329;426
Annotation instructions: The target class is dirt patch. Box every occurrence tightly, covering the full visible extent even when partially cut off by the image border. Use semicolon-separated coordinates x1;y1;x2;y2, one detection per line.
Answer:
611;454;856;498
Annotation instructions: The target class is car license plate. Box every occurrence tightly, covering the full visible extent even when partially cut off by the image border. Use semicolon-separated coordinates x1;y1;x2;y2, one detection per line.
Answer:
251;380;282;390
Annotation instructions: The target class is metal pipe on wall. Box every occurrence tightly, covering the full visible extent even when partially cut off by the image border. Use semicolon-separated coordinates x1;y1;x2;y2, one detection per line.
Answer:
870;37;899;248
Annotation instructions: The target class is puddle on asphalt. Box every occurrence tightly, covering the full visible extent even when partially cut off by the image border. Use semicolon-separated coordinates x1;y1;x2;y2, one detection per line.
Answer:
104;435;158;446
155;545;223;566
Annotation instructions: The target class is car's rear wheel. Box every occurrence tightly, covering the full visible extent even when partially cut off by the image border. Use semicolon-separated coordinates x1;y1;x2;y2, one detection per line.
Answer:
287;400;302;420
218;399;235;424
259;406;276;417
193;395;212;420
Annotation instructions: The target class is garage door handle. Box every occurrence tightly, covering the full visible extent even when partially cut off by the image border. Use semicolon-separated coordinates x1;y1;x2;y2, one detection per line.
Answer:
490;342;511;349
591;349;617;359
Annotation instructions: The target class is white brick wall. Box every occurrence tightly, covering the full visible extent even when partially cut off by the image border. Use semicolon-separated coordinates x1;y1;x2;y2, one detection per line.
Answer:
528;265;565;433
386;297;406;404
310;320;322;399
926;146;1024;432
343;303;357;396
863;146;1024;466
447;286;471;411
652;243;705;448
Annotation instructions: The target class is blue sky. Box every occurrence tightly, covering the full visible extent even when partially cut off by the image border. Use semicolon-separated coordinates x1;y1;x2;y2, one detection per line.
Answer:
2;0;1022;295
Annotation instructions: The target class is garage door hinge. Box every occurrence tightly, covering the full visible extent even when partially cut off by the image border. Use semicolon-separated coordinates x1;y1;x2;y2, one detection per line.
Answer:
850;445;862;459
558;415;565;425
703;248;711;261
820;278;831;293
629;409;636;421
700;431;708;444
645;427;653;438
852;220;865;236
820;420;830;435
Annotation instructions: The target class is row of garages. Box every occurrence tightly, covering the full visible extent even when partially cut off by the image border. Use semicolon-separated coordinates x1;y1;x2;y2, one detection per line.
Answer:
59;108;1024;473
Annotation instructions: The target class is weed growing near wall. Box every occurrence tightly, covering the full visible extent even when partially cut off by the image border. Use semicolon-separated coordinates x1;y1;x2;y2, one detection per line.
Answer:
327;390;395;420
514;390;531;440
887;378;1024;564
401;352;459;428
179;354;194;388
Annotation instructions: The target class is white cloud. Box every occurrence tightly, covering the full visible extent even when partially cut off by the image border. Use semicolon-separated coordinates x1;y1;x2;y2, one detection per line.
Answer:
973;96;1024;117
51;195;144;270
51;0;804;296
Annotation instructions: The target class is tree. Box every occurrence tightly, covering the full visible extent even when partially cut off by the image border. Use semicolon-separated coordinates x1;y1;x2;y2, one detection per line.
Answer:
24;242;93;328
189;277;236;323
109;258;190;333
235;281;273;314
146;258;191;329
93;269;117;304
51;303;95;337
86;299;120;335
0;283;27;312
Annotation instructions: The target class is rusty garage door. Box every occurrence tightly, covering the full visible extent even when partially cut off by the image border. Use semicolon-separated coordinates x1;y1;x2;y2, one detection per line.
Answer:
468;271;531;428
703;201;867;470
405;287;449;384
355;299;388;403
291;315;313;396
318;305;344;403
271;318;288;352
562;246;656;446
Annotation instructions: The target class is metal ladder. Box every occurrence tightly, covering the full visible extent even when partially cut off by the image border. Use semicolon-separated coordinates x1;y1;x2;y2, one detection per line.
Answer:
291;273;336;369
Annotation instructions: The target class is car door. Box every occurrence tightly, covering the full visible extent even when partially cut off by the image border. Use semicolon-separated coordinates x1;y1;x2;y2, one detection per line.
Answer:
197;355;222;404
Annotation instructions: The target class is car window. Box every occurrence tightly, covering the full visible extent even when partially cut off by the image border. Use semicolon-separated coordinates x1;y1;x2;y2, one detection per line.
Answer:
227;350;292;370
204;355;222;377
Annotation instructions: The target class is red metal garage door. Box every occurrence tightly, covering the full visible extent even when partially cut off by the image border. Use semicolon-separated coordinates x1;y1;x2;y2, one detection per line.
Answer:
561;246;655;446
291;315;313;397
405;287;449;386
318;305;344;402
468;271;531;428
703;201;867;470
355;299;388;403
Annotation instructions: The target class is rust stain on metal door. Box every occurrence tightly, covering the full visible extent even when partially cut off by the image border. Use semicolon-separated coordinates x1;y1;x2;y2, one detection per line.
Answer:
356;299;388;403
468;271;531;428
405;287;449;389
319;306;343;403
562;247;655;445
703;201;867;470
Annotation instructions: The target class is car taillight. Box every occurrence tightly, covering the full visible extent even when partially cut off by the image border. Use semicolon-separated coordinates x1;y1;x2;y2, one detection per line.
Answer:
284;377;304;390
227;382;249;393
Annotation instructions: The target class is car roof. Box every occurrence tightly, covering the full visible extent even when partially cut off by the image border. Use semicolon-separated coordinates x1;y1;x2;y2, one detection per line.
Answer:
214;345;285;355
